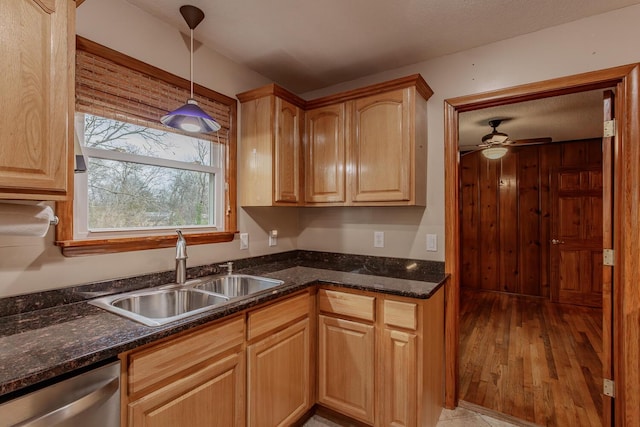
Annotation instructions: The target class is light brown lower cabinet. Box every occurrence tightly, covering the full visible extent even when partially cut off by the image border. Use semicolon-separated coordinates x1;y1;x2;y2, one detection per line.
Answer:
120;286;443;427
318;314;375;424
318;286;445;427
128;352;245;427
247;318;311;426
122;315;246;427
380;328;418;427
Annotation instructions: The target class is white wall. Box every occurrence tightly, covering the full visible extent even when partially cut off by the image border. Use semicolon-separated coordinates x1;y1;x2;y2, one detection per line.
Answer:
2;3;640;297
0;0;296;298
297;4;640;261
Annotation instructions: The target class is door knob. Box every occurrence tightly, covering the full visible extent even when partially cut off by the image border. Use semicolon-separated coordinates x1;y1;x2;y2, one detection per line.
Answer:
551;239;565;245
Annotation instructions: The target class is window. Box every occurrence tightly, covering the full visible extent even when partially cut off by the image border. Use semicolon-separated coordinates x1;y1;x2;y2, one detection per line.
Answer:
74;113;226;238
56;37;237;256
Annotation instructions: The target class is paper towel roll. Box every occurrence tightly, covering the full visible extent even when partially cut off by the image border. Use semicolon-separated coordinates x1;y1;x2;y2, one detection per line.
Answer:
0;202;55;237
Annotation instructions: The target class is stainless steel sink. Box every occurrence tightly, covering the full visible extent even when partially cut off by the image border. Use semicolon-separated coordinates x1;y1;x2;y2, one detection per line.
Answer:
89;274;284;326
192;274;284;298
90;288;229;327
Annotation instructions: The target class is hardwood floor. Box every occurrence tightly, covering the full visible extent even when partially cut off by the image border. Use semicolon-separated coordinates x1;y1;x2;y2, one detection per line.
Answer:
459;289;603;426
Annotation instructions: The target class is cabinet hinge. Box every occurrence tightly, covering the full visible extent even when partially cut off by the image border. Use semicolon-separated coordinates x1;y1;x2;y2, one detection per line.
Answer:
603;378;615;397
604;119;616;138
603;249;614;266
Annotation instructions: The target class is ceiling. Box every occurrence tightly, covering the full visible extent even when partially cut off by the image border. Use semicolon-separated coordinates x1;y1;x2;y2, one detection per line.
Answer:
124;1;628;149
458;89;610;152
126;0;639;94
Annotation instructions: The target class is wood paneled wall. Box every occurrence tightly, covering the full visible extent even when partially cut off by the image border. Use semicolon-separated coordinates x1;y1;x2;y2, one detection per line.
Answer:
460;139;602;297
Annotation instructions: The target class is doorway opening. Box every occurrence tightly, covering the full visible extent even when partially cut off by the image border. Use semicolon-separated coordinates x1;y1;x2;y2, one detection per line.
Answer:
455;92;607;424
443;64;640;426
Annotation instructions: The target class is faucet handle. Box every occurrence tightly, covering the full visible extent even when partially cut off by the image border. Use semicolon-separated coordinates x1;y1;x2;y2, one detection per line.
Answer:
218;261;233;274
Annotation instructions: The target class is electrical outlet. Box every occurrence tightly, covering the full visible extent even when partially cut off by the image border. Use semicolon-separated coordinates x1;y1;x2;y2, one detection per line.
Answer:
426;234;437;251
374;231;384;248
269;229;278;247
240;233;249;250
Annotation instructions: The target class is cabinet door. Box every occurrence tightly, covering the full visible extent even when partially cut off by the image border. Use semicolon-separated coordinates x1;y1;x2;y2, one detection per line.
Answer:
318;314;374;424
380;329;418;427
0;0;71;199
239;96;274;206
128;352;245;427
247;318;311;427
305;104;346;203
350;89;410;203
274;98;302;204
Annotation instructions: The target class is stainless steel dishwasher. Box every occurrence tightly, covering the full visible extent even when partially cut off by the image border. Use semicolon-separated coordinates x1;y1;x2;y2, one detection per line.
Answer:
0;360;120;427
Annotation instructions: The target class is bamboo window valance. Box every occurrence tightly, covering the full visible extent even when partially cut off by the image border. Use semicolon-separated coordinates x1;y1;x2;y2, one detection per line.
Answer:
75;37;234;145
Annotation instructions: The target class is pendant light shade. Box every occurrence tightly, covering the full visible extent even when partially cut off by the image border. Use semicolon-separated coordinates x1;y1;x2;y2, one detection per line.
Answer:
161;99;221;133
161;5;221;133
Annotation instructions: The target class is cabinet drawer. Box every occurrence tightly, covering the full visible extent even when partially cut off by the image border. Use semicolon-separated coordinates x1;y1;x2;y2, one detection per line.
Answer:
128;315;244;395
383;299;417;330
319;289;375;322
247;292;308;341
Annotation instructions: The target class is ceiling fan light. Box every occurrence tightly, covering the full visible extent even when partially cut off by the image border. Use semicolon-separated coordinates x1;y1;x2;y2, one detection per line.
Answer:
160;99;221;133
482;146;508;160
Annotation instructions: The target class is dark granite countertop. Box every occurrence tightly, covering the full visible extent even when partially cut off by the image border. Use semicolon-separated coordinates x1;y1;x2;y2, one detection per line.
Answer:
0;251;447;399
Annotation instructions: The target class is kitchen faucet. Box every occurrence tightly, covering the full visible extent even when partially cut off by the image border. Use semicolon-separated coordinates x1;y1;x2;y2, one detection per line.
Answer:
218;261;233;274
175;230;187;284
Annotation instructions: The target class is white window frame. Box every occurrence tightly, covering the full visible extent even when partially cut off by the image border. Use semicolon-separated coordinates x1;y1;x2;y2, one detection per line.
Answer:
73;113;226;240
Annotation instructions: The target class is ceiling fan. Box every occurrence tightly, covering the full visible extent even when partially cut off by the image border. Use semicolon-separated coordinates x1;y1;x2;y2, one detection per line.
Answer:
464;119;552;159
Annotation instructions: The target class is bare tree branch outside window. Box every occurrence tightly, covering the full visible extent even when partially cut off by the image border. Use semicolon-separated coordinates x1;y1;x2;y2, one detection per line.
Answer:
83;115;217;230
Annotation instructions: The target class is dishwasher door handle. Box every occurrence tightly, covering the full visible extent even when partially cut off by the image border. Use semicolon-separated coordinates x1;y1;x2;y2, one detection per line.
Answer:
13;377;119;427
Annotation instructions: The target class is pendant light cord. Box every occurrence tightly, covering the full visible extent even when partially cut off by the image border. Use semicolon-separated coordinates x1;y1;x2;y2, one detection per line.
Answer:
190;28;194;99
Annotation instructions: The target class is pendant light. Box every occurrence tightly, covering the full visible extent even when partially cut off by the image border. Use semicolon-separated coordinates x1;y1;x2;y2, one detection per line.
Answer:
161;5;221;133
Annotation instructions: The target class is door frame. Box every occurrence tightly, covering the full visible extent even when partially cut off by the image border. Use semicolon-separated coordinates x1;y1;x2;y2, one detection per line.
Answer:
443;63;640;425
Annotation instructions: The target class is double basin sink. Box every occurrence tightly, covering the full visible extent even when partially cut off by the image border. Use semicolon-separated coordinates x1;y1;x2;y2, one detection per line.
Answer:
89;274;284;327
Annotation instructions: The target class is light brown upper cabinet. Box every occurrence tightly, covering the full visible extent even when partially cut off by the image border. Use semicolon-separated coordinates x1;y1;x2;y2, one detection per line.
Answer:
237;74;432;207
305;75;431;207
349;87;427;205
237;85;305;206
0;0;75;200
305;103;347;204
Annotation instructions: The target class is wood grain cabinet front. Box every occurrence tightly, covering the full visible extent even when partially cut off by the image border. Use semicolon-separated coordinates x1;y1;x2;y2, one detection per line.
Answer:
304;103;347;204
0;0;74;200
121;316;246;427
237;74;432;207
128;352;245;427
318;314;375;424
237;86;305;206
349;87;427;205
246;291;313;427
318;287;444;427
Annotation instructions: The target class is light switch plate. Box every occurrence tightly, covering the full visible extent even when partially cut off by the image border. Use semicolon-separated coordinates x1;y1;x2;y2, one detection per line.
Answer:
268;230;278;247
426;234;437;251
240;233;249;250
374;231;384;248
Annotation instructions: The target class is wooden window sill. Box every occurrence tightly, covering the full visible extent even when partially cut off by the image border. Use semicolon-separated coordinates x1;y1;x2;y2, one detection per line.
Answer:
55;231;236;257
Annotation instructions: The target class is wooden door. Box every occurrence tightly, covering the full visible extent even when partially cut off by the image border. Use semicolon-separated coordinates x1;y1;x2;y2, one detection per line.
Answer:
128;352;245;427
0;0;72;199
550;167;603;307
305;104;346;203
318;314;375;424
350;88;411;203
380;328;418;427
247;318;311;427
601;90;614;426
274;97;302;204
